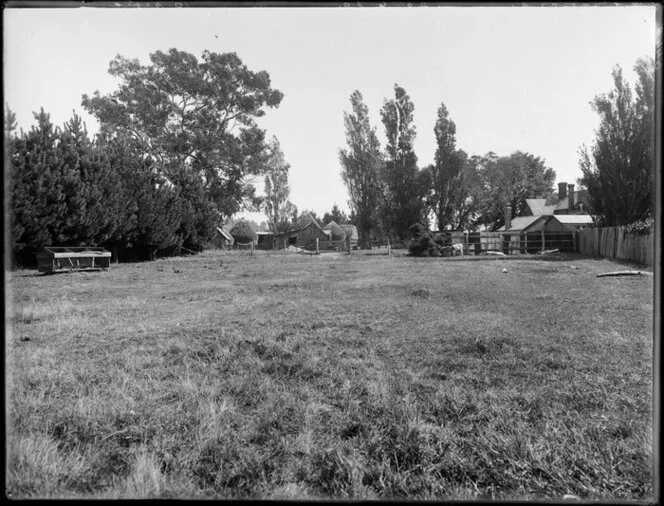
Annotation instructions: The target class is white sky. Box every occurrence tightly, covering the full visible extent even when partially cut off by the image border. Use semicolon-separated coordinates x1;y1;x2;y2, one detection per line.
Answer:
3;5;658;223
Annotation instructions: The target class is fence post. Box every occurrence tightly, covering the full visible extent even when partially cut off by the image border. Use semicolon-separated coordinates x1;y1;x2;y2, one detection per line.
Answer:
540;229;545;253
387;240;391;256
316;238;319;254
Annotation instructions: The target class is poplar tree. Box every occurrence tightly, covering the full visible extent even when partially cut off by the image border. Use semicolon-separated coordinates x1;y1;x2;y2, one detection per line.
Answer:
379;84;424;242
339;90;383;248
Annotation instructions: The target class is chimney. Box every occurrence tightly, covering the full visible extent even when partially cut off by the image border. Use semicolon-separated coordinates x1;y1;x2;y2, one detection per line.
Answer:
504;204;512;230
558;182;567;201
568;184;575;213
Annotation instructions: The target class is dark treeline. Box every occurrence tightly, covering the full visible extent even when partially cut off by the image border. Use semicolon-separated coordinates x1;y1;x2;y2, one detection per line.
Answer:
6;48;284;266
6;108;217;265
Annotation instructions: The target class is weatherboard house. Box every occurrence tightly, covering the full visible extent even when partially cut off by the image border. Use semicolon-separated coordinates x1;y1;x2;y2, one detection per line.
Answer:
498;182;594;252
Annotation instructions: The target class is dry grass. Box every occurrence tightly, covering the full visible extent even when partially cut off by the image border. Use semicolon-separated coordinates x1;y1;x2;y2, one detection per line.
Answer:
5;250;654;499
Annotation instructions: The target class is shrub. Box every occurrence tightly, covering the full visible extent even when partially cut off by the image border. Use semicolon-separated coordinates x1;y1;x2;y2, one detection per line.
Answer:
230;220;257;244
624;217;654;235
408;224;447;257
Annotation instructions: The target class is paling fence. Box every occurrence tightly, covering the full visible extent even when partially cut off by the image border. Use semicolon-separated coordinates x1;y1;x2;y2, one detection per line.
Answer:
436;231;575;255
577;226;653;266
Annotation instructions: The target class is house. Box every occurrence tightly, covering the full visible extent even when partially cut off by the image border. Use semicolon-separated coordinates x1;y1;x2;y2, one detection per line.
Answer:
525;182;590;217
212;227;234;249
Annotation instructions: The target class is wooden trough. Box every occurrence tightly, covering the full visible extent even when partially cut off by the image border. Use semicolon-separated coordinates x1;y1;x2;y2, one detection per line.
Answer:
36;247;111;274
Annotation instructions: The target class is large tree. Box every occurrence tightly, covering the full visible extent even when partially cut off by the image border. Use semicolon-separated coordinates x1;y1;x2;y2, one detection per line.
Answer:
82;48;284;220
472;151;556;231
380;84;424;241
579;57;654;226
424;102;471;231
9;110;125;256
262;136;296;244
339;90;383;248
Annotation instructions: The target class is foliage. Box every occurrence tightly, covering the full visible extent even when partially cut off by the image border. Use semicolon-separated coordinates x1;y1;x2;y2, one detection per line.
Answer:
407;223;446;257
339;90;384;248
424;102;472;231
9;110;126;257
624;217;654;235
82;48;283;220
579;57;654;226
7;108;216;263
262;136;296;236
471;151;556;231
292;209;320;230
322;203;349;226
230;219;257;244
379;84;425;242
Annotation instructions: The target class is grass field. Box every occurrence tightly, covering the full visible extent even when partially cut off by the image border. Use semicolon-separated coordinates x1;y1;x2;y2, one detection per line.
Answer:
5;250;655;499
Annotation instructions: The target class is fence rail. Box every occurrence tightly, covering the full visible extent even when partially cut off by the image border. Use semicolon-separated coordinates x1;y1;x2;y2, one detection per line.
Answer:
577;226;653;266
434;231;575;255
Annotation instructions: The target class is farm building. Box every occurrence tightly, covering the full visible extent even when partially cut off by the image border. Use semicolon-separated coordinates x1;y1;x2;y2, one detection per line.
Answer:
212;227;234;249
499;206;593;253
255;231;274;249
295;221;331;250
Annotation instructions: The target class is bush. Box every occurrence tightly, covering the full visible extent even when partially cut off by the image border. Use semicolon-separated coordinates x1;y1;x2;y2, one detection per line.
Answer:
408;224;447;257
624;217;653;235
230;220;257;244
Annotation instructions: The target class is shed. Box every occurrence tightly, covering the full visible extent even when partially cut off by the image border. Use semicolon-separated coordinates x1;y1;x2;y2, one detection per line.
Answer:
212;227;234;249
296;221;330;250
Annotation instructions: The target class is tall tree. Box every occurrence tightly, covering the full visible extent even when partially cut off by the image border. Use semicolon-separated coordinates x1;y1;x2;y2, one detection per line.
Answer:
425;102;471;231
262;136;296;244
472;151;555;230
380;84;424;242
82;48;284;221
339;90;383;248
579;57;654;225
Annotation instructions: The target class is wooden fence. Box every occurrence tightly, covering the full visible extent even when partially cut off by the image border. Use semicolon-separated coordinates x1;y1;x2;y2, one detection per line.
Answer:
577;226;653;266
435;231;575;255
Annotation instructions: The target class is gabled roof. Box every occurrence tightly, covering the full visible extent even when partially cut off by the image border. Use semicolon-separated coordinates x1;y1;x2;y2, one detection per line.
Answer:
499;215;549;232
526;199;557;216
553;190;590;211
216;227;233;242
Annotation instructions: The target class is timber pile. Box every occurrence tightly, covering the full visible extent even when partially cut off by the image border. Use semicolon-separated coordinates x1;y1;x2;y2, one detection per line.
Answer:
596;270;653;278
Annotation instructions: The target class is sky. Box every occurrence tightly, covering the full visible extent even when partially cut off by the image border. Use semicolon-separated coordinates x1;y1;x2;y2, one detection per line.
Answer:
3;4;658;224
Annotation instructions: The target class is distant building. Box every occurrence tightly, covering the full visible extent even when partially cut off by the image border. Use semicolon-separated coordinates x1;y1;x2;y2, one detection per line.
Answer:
524;182;590;217
212;227;234;249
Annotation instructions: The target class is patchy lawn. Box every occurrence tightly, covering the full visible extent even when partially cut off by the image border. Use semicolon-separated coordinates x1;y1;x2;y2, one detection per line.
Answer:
5;250;654;499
